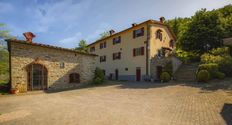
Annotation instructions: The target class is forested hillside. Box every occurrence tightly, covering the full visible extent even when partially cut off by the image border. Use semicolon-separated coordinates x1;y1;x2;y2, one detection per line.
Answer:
167;4;232;53
0;45;9;84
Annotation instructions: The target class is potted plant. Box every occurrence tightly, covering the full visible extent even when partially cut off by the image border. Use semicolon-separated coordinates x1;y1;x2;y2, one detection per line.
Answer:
10;88;19;94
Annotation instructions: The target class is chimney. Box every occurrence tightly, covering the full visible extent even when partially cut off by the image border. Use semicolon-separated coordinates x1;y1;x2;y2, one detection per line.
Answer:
109;30;115;35
159;17;165;23
23;32;36;43
132;23;137;27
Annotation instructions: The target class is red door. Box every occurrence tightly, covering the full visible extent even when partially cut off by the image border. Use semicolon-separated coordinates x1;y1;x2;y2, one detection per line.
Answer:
136;68;141;81
115;69;118;80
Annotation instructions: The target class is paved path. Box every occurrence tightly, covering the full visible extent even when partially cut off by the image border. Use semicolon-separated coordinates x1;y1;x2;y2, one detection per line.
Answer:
0;81;232;125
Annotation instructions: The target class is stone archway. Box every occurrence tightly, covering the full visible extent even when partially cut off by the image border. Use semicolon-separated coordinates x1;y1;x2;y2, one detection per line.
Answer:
27;63;48;90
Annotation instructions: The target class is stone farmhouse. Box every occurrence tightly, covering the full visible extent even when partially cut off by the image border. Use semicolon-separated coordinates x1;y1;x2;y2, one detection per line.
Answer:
87;18;182;81
6;35;96;92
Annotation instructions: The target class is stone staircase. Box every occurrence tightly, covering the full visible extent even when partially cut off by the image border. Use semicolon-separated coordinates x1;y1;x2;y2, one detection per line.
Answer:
174;63;199;82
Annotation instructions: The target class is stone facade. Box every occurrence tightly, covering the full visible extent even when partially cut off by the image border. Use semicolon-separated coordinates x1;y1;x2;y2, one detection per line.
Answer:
7;40;96;92
150;56;182;80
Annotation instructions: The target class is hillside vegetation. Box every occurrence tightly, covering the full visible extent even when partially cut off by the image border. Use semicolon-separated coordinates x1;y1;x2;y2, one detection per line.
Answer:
0;45;9;84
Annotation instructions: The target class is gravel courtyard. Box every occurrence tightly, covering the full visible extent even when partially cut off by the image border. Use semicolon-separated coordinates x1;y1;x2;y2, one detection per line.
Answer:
0;80;232;125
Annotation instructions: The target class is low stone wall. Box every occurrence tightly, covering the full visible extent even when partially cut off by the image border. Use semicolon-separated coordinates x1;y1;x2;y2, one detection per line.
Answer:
150;56;182;80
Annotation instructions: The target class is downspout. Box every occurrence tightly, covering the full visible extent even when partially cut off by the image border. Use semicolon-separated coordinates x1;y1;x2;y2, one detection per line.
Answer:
145;23;151;76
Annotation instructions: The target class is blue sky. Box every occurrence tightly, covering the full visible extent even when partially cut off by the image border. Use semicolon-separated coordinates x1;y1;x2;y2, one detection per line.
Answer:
0;0;231;48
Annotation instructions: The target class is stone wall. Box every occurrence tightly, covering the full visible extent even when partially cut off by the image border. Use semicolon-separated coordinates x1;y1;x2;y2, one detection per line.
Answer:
150;56;182;80
10;42;96;92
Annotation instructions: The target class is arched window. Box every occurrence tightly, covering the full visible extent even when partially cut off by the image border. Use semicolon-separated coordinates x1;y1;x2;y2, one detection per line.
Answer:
69;73;80;83
169;40;174;48
156;29;162;41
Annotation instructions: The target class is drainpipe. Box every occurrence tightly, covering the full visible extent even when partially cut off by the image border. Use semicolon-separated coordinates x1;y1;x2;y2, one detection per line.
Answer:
145;22;150;76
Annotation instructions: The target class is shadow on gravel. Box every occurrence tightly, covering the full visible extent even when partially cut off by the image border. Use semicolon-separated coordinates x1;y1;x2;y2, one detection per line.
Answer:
221;103;232;125
181;78;232;95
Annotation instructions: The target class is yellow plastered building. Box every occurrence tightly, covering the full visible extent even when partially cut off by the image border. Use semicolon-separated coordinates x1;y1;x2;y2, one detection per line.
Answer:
88;18;178;81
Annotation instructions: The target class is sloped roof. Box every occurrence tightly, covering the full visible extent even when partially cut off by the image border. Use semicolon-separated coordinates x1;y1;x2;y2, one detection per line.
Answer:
5;39;97;56
87;19;177;47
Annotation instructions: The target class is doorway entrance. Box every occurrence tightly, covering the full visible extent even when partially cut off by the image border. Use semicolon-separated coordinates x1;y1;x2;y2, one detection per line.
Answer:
27;64;48;90
115;69;118;80
136;68;141;81
156;66;163;80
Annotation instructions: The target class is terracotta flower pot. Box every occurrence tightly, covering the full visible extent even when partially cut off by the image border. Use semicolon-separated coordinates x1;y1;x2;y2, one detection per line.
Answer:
10;89;19;94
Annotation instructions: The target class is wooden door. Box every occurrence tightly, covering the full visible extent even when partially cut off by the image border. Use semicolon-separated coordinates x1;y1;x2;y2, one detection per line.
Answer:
115;69;118;80
156;66;163;80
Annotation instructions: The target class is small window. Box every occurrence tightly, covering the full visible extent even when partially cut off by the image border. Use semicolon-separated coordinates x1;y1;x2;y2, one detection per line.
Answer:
133;47;144;57
113;52;121;60
156;29;163;41
125;68;128;71
100;42;107;49
100;55;106;62
113;36;121;45
60;62;65;69
90;46;95;52
69;73;80;83
133;27;144;38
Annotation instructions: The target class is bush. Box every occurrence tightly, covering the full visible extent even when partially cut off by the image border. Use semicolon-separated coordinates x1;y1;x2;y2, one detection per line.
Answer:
176;49;200;63
92;67;105;84
93;77;103;84
213;72;225;79
160;72;171;82
210;47;230;56
163;62;173;76
200;47;232;76
198;63;219;74
197;70;210;82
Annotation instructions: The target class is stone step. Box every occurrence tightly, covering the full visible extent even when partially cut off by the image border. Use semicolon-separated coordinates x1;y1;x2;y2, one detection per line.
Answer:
174;63;199;82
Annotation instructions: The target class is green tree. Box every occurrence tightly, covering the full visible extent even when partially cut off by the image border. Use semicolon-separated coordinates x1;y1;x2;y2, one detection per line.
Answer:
75;39;88;53
178;9;223;53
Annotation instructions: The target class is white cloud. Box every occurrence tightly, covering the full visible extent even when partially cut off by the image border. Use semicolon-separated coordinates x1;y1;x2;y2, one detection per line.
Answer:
58;32;82;48
30;0;92;33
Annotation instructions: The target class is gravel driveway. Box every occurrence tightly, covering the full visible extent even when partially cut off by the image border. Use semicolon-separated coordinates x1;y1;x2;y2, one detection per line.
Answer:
0;81;232;125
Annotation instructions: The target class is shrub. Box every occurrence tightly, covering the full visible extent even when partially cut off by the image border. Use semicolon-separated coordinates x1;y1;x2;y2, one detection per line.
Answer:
176;49;200;63
197;70;210;82
209;47;230;56
163;62;173;76
93;77;103;84
198;63;219;74
92;67;104;84
200;49;232;76
160;72;171;82
213;72;225;79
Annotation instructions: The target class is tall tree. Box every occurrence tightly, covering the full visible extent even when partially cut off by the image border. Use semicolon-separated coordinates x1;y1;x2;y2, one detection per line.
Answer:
178;9;223;53
75;39;88;53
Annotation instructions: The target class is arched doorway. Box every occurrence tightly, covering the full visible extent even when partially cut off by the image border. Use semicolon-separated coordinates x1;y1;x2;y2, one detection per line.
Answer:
27;64;48;90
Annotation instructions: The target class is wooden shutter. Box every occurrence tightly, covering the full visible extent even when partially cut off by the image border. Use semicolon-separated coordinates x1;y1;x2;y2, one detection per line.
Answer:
133;49;136;57
141;47;144;55
141;27;144;36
